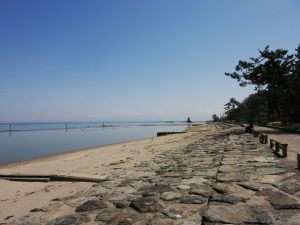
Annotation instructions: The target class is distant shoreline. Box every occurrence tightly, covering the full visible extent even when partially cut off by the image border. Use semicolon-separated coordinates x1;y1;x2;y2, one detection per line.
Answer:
0;121;202;133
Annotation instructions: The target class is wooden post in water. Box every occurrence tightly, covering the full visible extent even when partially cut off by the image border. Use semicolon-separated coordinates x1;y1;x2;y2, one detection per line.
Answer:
297;154;300;170
9;123;12;137
65;123;68;133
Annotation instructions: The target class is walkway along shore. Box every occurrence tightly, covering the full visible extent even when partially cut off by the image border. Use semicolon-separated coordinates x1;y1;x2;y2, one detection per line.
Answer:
1;124;300;224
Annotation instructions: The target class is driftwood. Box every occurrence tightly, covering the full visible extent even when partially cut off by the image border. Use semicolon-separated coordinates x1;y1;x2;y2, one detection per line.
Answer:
157;132;186;137
0;174;107;183
1;177;51;182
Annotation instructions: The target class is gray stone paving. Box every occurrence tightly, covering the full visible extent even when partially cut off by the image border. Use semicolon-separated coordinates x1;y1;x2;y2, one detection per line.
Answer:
10;126;300;225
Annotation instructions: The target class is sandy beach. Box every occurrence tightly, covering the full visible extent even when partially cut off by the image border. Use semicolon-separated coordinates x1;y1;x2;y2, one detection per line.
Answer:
0;124;211;223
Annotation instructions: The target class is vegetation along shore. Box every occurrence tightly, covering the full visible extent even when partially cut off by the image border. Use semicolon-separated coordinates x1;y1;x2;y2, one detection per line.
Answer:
212;44;300;132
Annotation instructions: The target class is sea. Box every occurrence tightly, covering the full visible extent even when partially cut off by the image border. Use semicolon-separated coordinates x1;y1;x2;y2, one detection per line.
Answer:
0;121;202;165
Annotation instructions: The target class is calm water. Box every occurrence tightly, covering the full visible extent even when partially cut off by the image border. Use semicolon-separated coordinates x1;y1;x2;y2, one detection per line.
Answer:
0;121;198;165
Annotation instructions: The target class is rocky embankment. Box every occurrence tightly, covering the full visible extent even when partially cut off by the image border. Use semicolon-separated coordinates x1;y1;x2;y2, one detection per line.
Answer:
10;125;300;225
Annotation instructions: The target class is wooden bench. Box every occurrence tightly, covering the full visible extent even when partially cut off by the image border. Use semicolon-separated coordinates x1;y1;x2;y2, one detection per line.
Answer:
259;134;268;144
270;139;288;158
253;130;259;137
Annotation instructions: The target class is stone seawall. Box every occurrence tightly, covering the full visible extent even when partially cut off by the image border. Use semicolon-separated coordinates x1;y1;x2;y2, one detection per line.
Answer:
10;125;300;225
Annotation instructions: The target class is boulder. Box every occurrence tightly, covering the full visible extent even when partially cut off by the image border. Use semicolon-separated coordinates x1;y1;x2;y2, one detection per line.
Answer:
75;199;108;212
130;198;163;213
46;215;90;225
203;204;273;224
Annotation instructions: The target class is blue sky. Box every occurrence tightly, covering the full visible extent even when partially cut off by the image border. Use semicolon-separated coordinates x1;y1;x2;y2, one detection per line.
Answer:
1;0;299;122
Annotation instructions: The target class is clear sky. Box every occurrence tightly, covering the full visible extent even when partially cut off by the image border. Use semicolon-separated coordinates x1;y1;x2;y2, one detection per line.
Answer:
0;0;299;122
